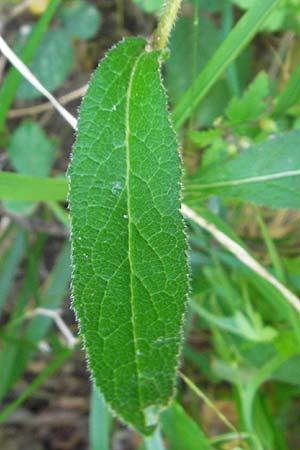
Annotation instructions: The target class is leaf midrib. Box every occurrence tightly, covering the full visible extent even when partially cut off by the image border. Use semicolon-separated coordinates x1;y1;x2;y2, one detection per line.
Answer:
125;49;145;417
187;169;300;191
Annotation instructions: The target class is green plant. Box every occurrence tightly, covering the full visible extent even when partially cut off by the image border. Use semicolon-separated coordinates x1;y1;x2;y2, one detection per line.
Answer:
1;0;300;448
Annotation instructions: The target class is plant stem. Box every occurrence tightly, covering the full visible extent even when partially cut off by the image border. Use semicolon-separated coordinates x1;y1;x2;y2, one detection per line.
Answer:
151;0;183;50
0;348;72;423
144;427;167;450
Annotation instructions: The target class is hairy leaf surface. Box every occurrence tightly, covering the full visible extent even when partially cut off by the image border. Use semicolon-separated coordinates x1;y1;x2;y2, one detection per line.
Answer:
69;38;188;435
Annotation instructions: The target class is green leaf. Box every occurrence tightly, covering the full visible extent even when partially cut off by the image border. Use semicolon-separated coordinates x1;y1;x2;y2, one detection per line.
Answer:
188;129;223;147
59;0;102;39
0;228;26;316
2;200;35;215
173;0;280;128
272;355;300;385
133;0;164;13
7;121;56;175
185;131;300;209
161;401;211;450
225;72;269;124
0;172;68;201
198;0;224;12
273;63;300;116
69;38;188;435
4;121;56;214
17;29;74;100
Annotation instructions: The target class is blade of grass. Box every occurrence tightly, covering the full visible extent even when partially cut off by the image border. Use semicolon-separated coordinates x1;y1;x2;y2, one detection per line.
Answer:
0;228;26;316
182;204;300;315
47;201;70;229
210;432;264;450
0;0;62;132
0;222;14;245
0;234;46;402
89;386;112;450
0;242;71;399
272;63;300;116
172;0;280;128
254;207;286;283
0;347;72;423
254;207;300;348
12;243;71;383
221;0;240;96
0;172;68;201
178;371;238;435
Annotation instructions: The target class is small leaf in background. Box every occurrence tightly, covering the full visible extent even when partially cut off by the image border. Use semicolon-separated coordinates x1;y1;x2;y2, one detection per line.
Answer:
69;37;188;435
185;131;300;209
7;121;56;176
16;29;74;99
59;0;102;40
188;129;229;169
4;121;56;214
225;71;269;124
133;0;164;13
188;129;223;147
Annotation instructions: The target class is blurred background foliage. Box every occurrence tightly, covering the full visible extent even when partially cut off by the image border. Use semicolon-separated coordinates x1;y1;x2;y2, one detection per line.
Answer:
0;0;300;449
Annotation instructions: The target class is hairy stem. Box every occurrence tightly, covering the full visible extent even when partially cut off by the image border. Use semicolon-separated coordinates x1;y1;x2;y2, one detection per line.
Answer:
151;0;183;50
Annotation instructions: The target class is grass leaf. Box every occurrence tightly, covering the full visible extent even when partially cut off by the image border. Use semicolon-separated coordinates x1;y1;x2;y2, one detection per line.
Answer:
89;386;112;450
0;172;68;201
0;229;26;316
273;63;300;116
172;0;280;128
